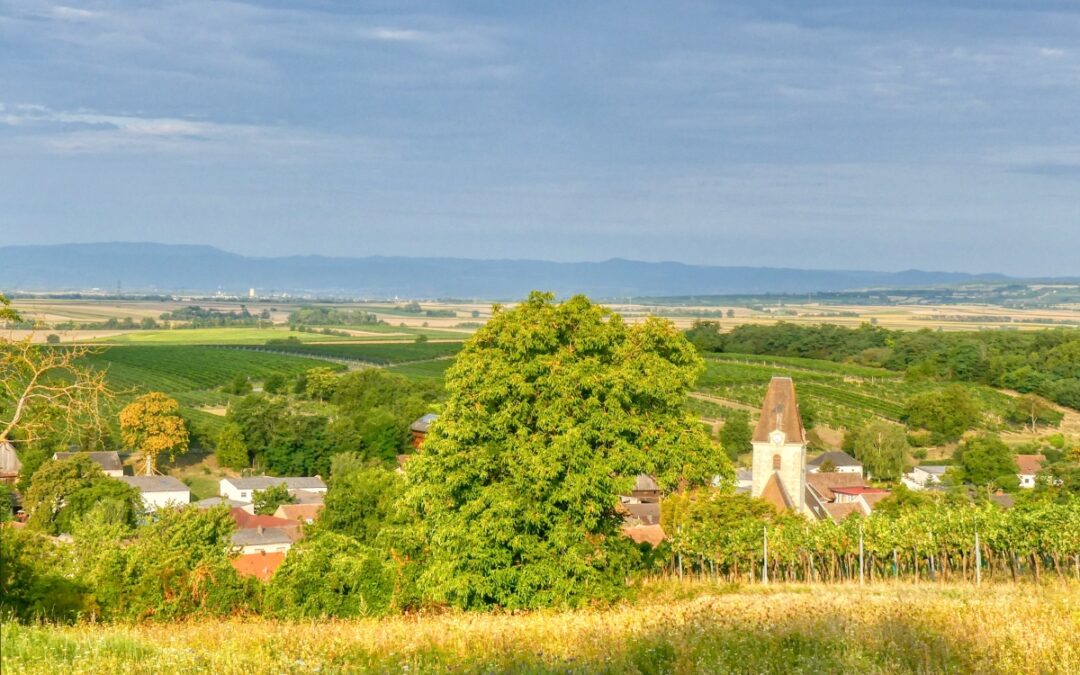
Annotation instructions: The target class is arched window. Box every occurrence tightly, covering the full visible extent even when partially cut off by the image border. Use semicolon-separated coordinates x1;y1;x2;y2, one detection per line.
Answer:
772;454;781;470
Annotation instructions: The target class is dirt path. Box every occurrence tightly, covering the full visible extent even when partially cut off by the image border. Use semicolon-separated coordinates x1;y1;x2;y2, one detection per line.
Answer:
688;392;760;413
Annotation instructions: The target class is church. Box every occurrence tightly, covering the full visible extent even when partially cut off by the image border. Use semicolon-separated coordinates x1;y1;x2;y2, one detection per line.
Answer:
750;376;876;521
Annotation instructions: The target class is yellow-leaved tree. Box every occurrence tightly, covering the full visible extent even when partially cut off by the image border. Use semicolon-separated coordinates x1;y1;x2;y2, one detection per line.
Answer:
119;392;189;475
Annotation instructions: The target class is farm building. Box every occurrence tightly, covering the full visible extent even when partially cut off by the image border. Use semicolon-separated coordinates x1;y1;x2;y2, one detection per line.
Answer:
54;451;124;477
1016;454;1046;489
117;475;190;510
219;476;327;503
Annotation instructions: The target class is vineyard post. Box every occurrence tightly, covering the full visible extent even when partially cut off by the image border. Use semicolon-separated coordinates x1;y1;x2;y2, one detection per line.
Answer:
762;526;769;585
858;521;865;586
974;530;982;587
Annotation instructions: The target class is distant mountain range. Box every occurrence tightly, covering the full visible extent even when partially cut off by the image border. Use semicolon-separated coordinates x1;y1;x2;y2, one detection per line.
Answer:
0;242;1065;299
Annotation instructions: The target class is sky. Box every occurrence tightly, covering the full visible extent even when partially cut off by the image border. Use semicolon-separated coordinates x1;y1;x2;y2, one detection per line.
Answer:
1;1;1079;276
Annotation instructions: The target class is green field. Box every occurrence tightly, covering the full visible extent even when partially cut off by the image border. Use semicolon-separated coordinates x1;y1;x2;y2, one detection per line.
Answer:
81;346;344;392
694;353;1014;430
247;341;463;365
386;359;454;381
92;328;354;345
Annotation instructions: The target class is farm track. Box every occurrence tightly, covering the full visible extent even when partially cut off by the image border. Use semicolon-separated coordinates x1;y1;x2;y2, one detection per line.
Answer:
688;392;760;414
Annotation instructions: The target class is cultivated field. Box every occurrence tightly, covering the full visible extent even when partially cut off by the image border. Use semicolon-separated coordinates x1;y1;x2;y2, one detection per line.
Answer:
3;581;1077;674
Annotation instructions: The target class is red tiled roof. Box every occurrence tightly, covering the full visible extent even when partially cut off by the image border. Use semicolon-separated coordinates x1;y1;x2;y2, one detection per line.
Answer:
823;502;862;523
806;472;866;501
752;377;806;444
759;472;795;512
1016;454;1046;476
229;507;298;530
231;552;286;581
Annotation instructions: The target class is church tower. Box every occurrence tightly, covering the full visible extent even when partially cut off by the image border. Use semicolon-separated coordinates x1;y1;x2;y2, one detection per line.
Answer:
750;377;807;513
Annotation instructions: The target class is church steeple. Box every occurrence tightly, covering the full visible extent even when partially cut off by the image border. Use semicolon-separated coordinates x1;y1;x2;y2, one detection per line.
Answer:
750;377;808;513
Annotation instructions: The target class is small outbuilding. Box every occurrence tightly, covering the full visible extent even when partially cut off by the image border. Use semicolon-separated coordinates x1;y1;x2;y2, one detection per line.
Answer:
116;475;191;511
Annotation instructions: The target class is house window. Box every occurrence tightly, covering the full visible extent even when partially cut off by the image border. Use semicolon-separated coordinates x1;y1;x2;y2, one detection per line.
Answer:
772;455;781;470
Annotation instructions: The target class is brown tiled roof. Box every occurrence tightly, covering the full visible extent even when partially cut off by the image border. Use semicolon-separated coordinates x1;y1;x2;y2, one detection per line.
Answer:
823;502;862;523
274;503;323;523
857;492;890;512
759;472;794;512
1015;454;1046;476
752;377;806;444
231;552;286;581
622;524;666;546
806;472;865;502
623;501;661;526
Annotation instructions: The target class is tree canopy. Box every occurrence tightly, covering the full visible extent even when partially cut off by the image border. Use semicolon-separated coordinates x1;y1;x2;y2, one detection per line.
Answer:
120;392;189;475
405;292;730;609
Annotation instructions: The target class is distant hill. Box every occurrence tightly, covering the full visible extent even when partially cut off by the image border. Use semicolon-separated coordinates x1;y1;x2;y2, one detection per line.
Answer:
0;242;1054;298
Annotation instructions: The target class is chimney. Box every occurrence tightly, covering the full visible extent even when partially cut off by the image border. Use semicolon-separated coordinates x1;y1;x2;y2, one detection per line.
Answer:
257;525;264;535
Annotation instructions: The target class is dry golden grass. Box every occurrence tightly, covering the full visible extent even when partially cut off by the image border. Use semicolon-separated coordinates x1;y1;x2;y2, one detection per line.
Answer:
4;581;1078;674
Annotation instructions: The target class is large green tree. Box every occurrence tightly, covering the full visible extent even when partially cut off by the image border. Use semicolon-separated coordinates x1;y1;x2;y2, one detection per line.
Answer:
24;455;141;535
954;435;1020;492
903;385;981;442
852;420;909;481
405;292;730;609
718;411;752;461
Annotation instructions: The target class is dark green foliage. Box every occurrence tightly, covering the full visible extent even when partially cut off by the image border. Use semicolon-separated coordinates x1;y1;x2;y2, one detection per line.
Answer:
214;422;249;470
242;341;462;365
903;385;981;442
407;292;730;610
24;456;141;535
0;527;85;622
954;435;1020;492
718;411;752;461
222;373;252;396
262;373;287;394
0;482;14;522
684;320;724;352
320;456;405;545
264;532;396;618
253;484;294;515
287;306;382;326
159;305;259;327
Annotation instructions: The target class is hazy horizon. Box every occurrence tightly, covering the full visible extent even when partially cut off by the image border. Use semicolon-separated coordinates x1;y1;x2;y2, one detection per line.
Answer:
3;1;1079;276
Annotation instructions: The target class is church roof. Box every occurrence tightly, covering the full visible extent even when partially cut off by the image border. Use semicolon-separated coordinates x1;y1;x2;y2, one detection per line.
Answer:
752;377;806;444
759;472;795;512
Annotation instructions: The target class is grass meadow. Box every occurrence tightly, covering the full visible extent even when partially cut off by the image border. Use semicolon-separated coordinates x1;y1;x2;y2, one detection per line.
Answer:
3;581;1077;674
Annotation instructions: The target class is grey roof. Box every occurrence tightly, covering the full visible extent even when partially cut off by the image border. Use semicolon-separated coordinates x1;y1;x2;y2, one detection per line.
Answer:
289;490;325;504
808;451;861;468
231;527;294;547
623;501;661;526
117;475;189;494
224;476;327;491
915;465;949;475
193;497;248;509
54;451;123;472
735;468;753;483
410;413;438;433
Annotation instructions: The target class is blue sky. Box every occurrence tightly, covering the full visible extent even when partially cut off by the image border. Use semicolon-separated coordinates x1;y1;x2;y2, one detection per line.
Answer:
1;1;1078;275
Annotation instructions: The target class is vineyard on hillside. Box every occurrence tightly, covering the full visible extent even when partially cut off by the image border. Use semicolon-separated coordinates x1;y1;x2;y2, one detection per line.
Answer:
695;353;1015;430
243;341;463;365
80;346;343;393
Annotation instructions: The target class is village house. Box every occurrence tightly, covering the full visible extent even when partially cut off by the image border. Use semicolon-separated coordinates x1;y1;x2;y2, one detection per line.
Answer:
231;551;286;581
806;451;863;476
116;475;190;511
219;476;327;503
1016;454;1046;489
54;451;124;477
231;526;294;555
274;503;323;524
901;465;949;490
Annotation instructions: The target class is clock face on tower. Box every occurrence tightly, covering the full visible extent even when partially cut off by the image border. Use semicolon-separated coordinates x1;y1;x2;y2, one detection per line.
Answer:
770;430;785;446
